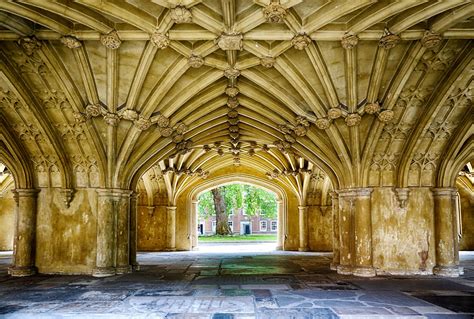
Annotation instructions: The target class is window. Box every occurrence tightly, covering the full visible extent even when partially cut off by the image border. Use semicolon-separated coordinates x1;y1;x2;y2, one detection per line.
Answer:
228;221;233;232
271;221;277;231
260;220;267;231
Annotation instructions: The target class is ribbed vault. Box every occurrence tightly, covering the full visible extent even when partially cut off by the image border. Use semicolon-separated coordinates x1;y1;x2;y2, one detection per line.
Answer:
0;0;472;202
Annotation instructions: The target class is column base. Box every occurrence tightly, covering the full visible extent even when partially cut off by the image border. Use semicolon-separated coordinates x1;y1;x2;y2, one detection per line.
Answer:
298;247;309;252
9;266;37;277
116;265;132;274
337;264;353;275
353;266;376;277
132;263;140;271
165;248;176;252
330;263;339;271
433;265;460;277
275;245;283;251
92;267;116;277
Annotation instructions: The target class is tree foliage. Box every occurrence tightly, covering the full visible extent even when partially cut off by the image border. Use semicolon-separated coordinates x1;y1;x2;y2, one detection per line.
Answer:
198;184;277;219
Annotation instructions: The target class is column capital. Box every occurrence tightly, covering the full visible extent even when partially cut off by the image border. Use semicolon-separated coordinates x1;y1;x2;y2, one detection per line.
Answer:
96;188;133;197
432;187;457;197
329;191;338;200
298;205;307;211
191;200;199;204
166;206;177;212
13;188;40;197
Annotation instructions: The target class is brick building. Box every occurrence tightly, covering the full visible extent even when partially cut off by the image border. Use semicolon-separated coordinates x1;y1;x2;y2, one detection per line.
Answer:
198;208;277;236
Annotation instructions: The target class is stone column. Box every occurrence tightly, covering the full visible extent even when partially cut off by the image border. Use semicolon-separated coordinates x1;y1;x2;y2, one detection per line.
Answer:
298;206;308;251
93;189;118;277
337;189;355;275
353;188;375;277
432;187;460;277
129;192;139;271
191;200;199;250
116;190;132;274
330;192;340;271
276;200;284;250
166;206;177;251
9;189;39;277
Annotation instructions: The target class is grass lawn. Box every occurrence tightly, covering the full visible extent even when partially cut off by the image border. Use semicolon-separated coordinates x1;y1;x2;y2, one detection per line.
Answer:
198;234;277;242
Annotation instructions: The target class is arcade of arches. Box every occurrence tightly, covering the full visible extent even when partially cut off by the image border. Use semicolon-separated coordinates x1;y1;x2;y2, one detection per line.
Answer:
0;1;473;280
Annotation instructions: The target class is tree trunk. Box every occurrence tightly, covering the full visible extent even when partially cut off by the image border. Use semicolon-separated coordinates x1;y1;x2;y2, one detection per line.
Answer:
211;187;231;235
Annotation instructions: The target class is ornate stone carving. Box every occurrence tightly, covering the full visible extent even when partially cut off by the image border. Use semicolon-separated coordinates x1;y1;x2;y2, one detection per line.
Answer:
216;32;243;51
60;36;82;49
85;104;103;117
100;31;121;49
341;34;358;49
174;122;187;134
315;118;330;130
261;56;276;68
170;6;192;24
378;110;394;123
394;188;410;211
172;133;184;143
151;31;170;49
159;127;174;137
103;112;120;126
18;36;41;56
365;102;381;114
161;166;208;178
421;30;442;48
73;112;87;123
227;97;239;108
176;139;193;155
224;68;240;80
379;30;400;49
345;113;361;127
121;109;139;121
188;54;204;68
292;33;311;50
134;117;152;131
327;107;343;119
228;109;239;118
59;188;74;208
156;114;170;128
225;86;239;97
263;2;287;23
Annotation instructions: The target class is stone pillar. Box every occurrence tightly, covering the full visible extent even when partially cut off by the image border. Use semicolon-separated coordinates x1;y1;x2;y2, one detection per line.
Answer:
298;206;308;251
166;206;177;251
336;188;375;277
353;188;375;277
276;200;284;250
432;187;460;277
337;189;354;275
330;192;340;271
93;189;118;277
9;189;39;277
191;200;199;250
116;190;132;274
129;192;139;271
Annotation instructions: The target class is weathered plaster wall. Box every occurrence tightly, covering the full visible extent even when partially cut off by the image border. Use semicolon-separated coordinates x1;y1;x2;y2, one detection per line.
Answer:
0;189;15;250
137;205;167;251
308;206;332;251
458;178;474;250
36;188;97;274
371;187;436;274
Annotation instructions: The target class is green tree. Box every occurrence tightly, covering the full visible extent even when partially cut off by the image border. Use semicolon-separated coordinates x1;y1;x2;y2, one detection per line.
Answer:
198;184;277;235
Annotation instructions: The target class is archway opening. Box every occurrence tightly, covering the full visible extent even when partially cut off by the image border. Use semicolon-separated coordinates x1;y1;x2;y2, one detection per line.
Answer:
0;162;15;269
196;183;279;252
457;162;474;254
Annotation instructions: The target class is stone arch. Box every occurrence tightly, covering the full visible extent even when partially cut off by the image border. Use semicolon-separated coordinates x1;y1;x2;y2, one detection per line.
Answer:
187;173;287;250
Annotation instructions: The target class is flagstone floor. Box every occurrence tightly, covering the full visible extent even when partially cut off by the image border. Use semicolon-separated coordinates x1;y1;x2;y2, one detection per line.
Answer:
0;246;473;318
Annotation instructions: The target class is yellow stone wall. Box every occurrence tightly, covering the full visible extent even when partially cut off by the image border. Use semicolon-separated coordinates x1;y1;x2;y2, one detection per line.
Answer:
0;189;15;251
35;188;98;274
308;206;333;252
371;187;436;274
137;205;167;251
458;177;474;250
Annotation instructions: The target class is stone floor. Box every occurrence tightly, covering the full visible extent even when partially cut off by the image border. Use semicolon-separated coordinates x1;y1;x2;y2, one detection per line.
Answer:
0;246;474;318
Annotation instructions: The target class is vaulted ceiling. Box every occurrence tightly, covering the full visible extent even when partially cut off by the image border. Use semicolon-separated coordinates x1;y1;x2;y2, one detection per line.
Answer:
0;1;472;202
